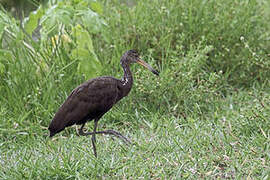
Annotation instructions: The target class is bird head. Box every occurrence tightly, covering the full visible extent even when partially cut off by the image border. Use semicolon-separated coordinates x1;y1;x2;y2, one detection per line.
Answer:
121;49;159;76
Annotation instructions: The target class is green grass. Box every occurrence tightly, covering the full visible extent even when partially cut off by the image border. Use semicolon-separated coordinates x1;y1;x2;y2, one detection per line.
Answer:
1;89;270;178
1;0;270;179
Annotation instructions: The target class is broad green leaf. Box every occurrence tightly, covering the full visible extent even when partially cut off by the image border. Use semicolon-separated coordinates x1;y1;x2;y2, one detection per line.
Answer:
71;48;89;58
81;9;106;33
72;47;102;79
72;24;93;51
40;4;73;35
77;53;102;79
24;6;44;35
71;24;102;79
90;1;103;15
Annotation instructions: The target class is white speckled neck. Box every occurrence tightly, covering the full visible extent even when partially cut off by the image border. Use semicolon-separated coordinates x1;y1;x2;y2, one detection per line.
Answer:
120;60;133;96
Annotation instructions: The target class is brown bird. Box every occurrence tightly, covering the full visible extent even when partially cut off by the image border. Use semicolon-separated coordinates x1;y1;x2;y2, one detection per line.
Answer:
48;50;159;157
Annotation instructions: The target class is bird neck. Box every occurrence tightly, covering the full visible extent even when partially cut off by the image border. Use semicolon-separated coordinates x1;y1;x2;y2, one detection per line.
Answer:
120;61;133;96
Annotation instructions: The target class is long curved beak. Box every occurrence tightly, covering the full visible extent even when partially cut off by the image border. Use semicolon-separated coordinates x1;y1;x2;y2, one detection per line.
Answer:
137;59;159;76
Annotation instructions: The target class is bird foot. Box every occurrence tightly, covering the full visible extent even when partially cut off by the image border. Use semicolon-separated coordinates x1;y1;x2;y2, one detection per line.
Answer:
100;129;132;145
79;129;131;145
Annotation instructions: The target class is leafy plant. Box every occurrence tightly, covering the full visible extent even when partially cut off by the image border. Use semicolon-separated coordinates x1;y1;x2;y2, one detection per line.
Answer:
22;0;105;79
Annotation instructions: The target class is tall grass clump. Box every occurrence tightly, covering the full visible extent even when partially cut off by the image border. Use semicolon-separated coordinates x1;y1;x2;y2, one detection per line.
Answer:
0;0;106;138
94;0;270;116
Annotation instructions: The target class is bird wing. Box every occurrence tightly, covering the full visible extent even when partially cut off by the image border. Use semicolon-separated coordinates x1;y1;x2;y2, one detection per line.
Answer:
49;77;120;133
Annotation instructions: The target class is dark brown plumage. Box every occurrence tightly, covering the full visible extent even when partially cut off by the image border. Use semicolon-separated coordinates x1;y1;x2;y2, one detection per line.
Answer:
48;50;159;157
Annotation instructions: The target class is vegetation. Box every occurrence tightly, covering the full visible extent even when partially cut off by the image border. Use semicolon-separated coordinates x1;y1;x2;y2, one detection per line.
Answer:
0;0;270;178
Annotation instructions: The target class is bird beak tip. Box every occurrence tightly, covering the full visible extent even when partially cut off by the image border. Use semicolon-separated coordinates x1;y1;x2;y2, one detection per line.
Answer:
152;70;159;76
137;59;159;76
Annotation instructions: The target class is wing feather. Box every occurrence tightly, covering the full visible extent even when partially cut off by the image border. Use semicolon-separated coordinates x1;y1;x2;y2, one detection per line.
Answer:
49;77;120;135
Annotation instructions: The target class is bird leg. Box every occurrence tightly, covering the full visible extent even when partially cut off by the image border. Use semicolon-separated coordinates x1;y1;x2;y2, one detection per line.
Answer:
91;119;98;157
79;123;131;145
78;122;97;157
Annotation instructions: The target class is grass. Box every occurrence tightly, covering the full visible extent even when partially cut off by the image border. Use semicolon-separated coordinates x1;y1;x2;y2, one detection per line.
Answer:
1;89;270;179
1;0;270;179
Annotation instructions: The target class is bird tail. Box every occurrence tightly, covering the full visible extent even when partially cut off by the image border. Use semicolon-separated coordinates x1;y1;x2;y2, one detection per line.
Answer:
48;128;56;137
48;119;64;137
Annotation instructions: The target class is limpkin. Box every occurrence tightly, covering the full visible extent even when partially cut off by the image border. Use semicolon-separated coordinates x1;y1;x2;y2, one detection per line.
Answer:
48;50;159;157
